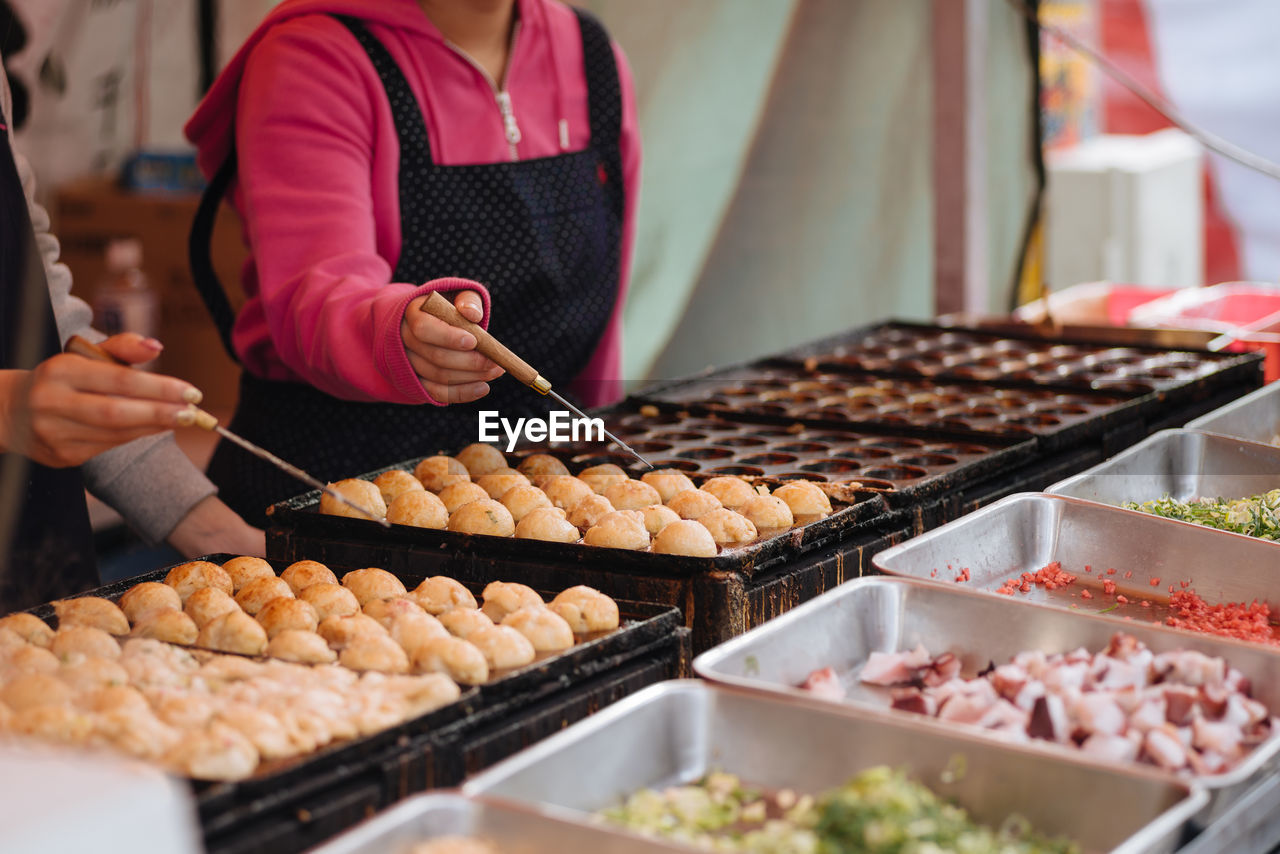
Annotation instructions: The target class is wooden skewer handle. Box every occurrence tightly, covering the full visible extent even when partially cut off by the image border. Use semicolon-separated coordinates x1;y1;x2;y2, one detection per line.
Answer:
65;334;129;366
422;291;547;391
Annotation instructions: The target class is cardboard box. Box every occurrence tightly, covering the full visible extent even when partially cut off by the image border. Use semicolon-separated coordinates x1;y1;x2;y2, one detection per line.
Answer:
53;178;246;410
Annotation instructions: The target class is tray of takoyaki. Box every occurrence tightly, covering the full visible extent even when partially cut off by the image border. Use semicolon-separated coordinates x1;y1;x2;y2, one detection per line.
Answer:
775;321;1260;397
1048;430;1280;544
0;553;676;802
310;791;689;854
267;440;891;580
634;361;1145;454
694;576;1280;827
460;681;1205;854
1187;382;1280;448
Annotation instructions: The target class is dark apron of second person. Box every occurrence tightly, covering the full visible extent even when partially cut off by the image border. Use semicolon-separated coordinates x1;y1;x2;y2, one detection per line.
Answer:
0;125;99;610
192;10;625;526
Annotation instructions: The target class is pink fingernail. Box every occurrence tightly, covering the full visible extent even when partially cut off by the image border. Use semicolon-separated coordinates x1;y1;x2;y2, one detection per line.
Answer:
142;337;164;351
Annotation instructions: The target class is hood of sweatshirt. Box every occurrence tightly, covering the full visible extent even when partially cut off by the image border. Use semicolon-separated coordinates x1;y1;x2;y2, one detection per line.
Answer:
184;0;549;176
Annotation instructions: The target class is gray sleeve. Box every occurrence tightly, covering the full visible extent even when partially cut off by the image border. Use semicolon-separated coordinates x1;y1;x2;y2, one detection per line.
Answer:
82;433;218;544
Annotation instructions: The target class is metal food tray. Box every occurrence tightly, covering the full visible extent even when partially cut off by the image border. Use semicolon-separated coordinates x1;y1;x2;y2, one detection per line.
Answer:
1186;382;1280;447
871;492;1280;633
1046;429;1280;522
693;575;1280;826
463;681;1206;854
635;361;1143;453
267;456;889;581
311;792;686;854
778;320;1260;396
28;555;683;830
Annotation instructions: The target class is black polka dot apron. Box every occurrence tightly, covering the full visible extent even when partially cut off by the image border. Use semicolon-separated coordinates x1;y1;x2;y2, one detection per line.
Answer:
192;9;624;525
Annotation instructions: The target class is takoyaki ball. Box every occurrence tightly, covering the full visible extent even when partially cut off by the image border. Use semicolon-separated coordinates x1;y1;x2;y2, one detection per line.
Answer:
363;596;426;625
12;705;93;742
299;582;361;621
549;586;620;634
317;613;388;649
339;633;410;674
541;474;594;511
666;489;722;521
480;581;544;623
0;613;53;647
319;477;387;521
58;656;129;693
772;480;832;517
234;576;295;616
502;607;574;652
603;478;662;511
342;567;408;606
184;587;240;629
0;627;24;654
197;611;268;656
468;625;536;670
409;838;499;854
566;493;614;529
411;636;489;685
265;629;337;665
456;442;508;477
373;468;426;507
584;510;650;550
220;556;276;593
475;468;530;500
740;494;795;530
641;469;697;503
412;576;478;615
438;480;491;514
50;626;121;661
83;684;149;715
256;597;319;638
281;559;338;595
414;455;471;492
699;476;757;511
439;608;494;639
516;453;570;487
165;722;259;781
387;489;449;529
697;508;758;546
639;504;680;535
578;463;628;494
165;559;234;602
448;498;515;537
386;611;449;657
4;673;72;712
118;581;182;624
131;610;199;646
1;645;59;677
52;597;130;636
499;484;552;522
652;519;718;557
514;507;580;543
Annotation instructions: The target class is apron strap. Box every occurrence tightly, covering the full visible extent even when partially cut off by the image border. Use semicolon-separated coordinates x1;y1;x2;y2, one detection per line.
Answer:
187;149;241;362
572;8;625;222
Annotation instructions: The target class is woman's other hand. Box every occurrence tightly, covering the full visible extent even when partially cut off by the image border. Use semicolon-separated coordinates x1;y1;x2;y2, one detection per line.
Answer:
400;289;503;404
0;333;201;468
167;495;266;559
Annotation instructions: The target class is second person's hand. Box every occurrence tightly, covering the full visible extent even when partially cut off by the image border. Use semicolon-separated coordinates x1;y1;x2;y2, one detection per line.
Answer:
401;289;504;404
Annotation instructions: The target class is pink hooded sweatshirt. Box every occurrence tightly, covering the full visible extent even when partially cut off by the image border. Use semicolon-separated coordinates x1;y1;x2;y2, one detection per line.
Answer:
185;0;639;408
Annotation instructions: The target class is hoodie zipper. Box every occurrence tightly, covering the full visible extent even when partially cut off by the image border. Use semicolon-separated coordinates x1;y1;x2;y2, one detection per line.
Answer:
445;22;523;161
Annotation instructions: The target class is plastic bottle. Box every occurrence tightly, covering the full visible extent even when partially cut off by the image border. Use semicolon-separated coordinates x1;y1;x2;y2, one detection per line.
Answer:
93;238;158;368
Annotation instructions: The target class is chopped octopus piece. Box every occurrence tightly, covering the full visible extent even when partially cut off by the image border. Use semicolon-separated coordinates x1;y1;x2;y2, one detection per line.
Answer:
799;666;845;700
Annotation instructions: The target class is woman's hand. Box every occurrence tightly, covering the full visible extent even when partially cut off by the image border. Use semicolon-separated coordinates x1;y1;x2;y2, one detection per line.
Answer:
0;333;202;468
167;495;266;559
400;289;503;403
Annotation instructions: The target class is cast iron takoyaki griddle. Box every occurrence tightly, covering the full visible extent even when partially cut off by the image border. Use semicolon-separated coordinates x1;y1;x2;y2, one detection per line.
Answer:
777;321;1259;394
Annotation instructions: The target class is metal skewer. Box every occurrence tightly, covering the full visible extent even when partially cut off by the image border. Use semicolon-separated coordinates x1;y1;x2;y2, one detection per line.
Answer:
65;335;391;526
422;292;653;468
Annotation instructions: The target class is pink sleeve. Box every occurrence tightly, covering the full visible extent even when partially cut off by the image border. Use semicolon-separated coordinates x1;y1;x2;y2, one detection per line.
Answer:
234;20;489;406
567;39;641;408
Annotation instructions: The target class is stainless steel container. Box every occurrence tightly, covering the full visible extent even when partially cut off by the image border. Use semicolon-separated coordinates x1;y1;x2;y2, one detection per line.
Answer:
464;681;1205;854
1187;382;1280;447
1046;429;1280;510
693;575;1280;826
309;792;687;854
872;492;1280;612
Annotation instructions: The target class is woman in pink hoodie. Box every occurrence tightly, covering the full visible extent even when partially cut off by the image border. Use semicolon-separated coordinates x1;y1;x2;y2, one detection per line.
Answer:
186;0;640;523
